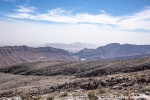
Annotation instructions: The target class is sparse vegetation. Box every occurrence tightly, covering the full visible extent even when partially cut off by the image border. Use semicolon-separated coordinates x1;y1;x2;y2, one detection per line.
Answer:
46;96;53;100
99;88;106;94
59;92;68;98
118;86;123;90
124;91;129;96
88;92;98;100
0;57;150;99
1;57;150;78
34;96;41;100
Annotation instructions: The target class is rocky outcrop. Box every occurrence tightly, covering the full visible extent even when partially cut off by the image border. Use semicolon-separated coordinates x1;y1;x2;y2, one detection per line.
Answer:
0;58;150;99
0;57;150;77
73;43;150;60
80;81;99;90
0;46;77;66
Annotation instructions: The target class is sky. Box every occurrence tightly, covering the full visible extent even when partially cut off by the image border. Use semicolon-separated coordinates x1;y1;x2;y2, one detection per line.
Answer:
0;0;150;46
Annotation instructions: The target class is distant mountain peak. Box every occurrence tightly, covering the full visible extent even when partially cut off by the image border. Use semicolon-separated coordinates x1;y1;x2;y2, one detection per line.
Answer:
106;43;121;46
41;42;98;53
72;43;150;60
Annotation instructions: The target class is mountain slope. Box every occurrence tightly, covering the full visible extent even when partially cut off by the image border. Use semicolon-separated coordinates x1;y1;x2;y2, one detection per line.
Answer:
73;43;150;60
0;46;77;66
0;57;150;77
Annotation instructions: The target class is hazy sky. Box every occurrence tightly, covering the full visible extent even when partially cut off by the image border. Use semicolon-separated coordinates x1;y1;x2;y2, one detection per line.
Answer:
0;0;150;46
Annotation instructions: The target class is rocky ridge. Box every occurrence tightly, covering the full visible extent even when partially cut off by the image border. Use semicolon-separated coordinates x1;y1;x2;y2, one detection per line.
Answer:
0;46;76;66
73;43;150;60
0;57;149;77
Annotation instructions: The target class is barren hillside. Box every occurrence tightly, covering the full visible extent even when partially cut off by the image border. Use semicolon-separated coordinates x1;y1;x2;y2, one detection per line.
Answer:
0;57;150;77
0;46;77;66
0;57;150;99
73;43;150;60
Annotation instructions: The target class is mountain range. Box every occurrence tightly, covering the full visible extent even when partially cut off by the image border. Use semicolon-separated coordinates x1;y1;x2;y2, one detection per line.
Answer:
72;43;150;60
0;46;76;66
0;43;150;99
42;42;98;53
1;43;150;66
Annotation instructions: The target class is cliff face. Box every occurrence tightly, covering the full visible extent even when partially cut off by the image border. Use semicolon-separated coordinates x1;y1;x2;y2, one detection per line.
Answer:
0;46;77;66
73;43;150;60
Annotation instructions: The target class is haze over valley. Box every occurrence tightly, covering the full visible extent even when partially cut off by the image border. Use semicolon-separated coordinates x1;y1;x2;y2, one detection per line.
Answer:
41;42;99;53
0;0;150;100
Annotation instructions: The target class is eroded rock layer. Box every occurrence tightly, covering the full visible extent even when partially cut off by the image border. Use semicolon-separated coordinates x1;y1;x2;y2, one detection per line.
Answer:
0;46;76;66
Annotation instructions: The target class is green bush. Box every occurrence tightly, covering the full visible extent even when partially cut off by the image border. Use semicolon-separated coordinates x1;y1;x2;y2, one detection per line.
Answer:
34;96;41;100
88;92;98;100
59;93;68;98
124;91;129;96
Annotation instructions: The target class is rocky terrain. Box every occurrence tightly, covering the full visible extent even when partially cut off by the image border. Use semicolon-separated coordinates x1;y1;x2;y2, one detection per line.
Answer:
0;57;150;99
0;46;77;66
0;57;150;77
1;43;150;67
73;43;150;60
